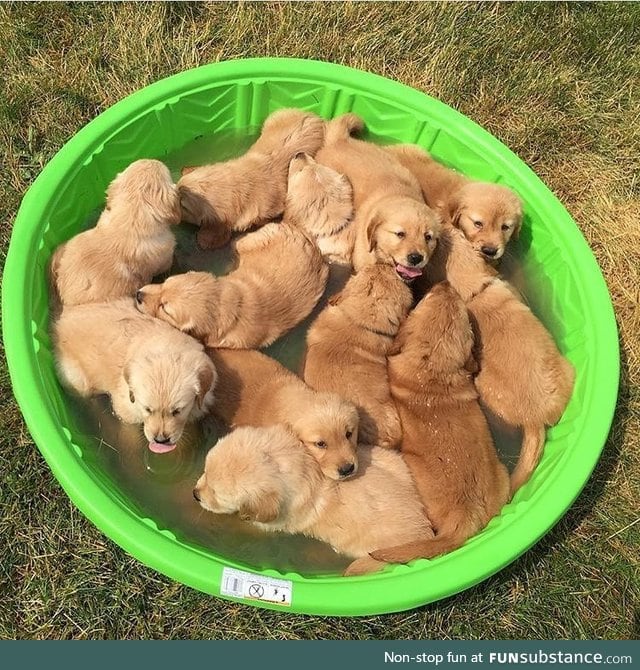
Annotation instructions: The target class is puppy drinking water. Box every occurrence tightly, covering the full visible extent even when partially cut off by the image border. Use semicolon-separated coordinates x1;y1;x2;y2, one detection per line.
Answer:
50;159;180;307
302;264;413;448
53;298;217;453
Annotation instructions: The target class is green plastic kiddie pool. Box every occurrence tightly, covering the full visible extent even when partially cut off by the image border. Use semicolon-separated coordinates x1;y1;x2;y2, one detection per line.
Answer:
2;58;619;615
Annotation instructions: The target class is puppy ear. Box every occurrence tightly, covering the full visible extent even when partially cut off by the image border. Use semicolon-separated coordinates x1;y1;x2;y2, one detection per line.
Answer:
365;214;382;253
123;363;135;403
512;216;522;240
238;492;280;523
195;363;216;409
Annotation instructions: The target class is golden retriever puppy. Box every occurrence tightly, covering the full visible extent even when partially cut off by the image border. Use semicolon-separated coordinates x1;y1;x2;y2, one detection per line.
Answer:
286;152;355;265
302;264;413;448
207;348;360;480
178;108;325;249
315;114;441;278
53;299;217;453
371;282;510;565
135;221;328;349
387;144;522;261
194;425;434;576
416;228;575;494
50;159;180;307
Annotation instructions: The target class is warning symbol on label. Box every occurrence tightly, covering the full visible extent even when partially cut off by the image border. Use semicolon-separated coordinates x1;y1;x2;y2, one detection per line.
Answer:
248;583;264;599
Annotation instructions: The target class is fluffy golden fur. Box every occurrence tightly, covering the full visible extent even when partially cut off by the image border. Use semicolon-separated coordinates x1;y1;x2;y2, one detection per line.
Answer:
371;282;510;564
194;425;433;576
387;144;522;261
206;348;360;481
50;159;180;308
302;264;413;448
315;114;441;279
135;221;328;348
416;227;575;494
53;299;217;452
286;152;355;265
178;108;325;249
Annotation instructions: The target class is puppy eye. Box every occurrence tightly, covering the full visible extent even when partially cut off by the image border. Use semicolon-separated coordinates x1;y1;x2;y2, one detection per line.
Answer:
144;406;151;414
345;430;353;439
473;221;483;229
160;303;167;311
424;232;433;242
501;224;511;231
171;408;182;416
395;231;406;239
315;441;327;449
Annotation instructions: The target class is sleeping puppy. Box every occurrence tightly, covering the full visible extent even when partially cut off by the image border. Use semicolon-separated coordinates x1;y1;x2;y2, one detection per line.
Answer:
207;348;360;481
315;114;441;278
50;159;180;307
416;228;575;494
178;108;325;249
194;425;434;576
53;299;217;453
286;152;355;265
371;282;510;565
386;144;522;262
302;264;413;448
135;221;328;349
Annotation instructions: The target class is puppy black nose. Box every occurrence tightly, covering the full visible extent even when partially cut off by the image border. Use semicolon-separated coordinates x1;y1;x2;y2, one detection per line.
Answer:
338;462;355;478
193;489;201;502
407;252;424;266
135;290;144;304
154;435;171;444
481;246;498;258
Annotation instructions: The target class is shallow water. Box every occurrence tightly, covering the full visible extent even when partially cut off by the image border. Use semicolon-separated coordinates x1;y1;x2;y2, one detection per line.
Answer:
62;127;527;576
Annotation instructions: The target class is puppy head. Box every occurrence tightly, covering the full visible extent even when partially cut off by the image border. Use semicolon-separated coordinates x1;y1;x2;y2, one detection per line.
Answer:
193;425;316;524
286;153;354;236
124;347;217;453
365;197;441;283
106;159;181;227
390;281;475;376
330;264;413;336
288;393;360;481
445;182;523;261
135;272;222;342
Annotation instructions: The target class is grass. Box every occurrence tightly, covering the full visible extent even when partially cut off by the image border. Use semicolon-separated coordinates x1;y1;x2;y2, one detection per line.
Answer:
1;1;638;640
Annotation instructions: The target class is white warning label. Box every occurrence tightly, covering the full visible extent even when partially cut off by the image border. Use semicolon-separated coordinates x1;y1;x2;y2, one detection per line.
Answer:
220;567;292;607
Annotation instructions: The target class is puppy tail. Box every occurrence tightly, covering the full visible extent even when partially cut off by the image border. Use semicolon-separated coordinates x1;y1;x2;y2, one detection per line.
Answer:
324;113;365;145
369;530;470;565
343;556;388;577
272;112;327;168
510;424;547;496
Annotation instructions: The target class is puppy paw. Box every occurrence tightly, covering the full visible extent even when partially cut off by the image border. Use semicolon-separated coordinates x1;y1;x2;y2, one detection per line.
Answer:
343;556;386;577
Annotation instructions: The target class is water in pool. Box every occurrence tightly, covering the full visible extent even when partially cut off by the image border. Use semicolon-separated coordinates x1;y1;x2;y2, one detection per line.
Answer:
62;127;525;577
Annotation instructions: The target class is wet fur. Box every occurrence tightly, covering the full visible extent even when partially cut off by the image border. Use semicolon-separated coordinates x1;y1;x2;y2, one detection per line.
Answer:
302;264;413;448
371;282;510;564
194;425;433;576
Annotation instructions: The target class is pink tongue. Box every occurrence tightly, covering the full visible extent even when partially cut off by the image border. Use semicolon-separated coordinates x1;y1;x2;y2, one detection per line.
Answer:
149;441;177;454
396;264;423;280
